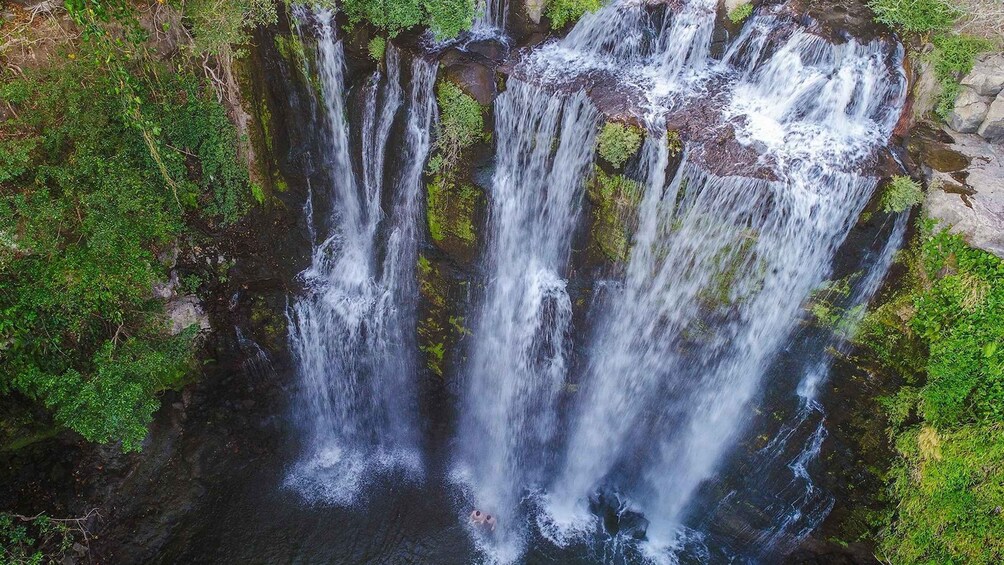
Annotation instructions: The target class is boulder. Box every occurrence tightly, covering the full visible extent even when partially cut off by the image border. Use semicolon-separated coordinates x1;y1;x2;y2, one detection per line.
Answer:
165;295;211;335
909;58;941;123
947;86;992;133
960;52;1004;97
440;49;497;106
525;0;545;24
977;94;1004;142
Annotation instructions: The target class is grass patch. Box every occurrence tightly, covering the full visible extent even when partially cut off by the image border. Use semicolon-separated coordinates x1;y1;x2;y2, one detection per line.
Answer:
931;33;993;119
881;176;925;213
867;0;960;34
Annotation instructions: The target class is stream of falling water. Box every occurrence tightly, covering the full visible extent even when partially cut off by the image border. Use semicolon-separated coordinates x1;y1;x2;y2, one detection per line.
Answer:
285;9;438;503
471;0;510;36
451;0;906;561
272;1;907;562
452;78;598;560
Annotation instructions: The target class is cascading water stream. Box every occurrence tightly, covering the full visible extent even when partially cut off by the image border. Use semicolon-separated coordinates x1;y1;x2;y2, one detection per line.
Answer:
502;0;908;558
453;78;598;558
471;0;509;36
285;9;438;503
741;211;910;555
274;1;905;561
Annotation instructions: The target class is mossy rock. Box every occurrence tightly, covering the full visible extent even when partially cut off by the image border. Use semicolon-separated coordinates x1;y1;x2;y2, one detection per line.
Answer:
587;167;642;263
416;254;472;379
426;174;481;263
248;294;287;353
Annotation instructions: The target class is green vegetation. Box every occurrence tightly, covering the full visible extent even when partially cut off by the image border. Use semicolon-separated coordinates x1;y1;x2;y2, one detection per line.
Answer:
931;33;993;119
727;2;754;24
867;0;960;33
416;255;447;377
426;175;479;248
881;176;925;213
431;80;486;175
340;0;476;40
545;0;603;30
1;1;261;452
855;226;1004;564
425;80;484;255
181;0;277;56
596;121;644;169
666;129;684;156
0;511;90;565
368;36;387;62
699;234;763;308
866;0;995;120
588;167;641;262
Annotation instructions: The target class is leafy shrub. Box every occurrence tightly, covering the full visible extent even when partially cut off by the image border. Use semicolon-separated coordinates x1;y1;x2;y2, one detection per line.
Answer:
597;122;644;169
183;0;278;56
881;176;924;213
432;80;485;175
423;0;477;40
867;0;960;33
368;36;386;62
545;0;603;30
727;2;753;24
0;512;83;565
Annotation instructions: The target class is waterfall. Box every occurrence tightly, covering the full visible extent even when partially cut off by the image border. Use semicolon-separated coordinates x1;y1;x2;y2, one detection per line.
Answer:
285;10;438;503
521;0;717;113
742;211;910;556
471;0;509;36
453;78;598;558
271;0;907;560
522;0;906;556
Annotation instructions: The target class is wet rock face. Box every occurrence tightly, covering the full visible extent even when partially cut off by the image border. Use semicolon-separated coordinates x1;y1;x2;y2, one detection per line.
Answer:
440;48;499;105
785;0;889;43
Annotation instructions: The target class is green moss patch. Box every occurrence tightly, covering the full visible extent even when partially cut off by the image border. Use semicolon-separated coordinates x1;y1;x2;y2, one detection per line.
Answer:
588;167;642;263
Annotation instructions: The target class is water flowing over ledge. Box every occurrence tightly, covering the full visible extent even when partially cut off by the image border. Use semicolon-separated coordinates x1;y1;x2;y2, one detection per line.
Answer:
278;1;908;562
458;0;906;561
284;7;438;504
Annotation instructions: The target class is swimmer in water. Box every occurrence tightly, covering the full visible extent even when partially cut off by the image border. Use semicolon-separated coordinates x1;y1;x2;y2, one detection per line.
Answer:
470;509;486;524
485;514;496;531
